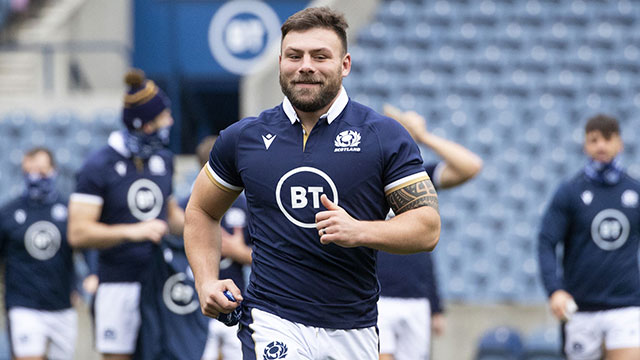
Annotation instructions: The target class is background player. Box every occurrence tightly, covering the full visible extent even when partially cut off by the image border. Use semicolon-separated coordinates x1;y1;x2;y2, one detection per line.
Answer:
67;69;185;360
0;147;77;360
185;7;440;359
184;135;251;360
538;114;640;360
377;105;482;360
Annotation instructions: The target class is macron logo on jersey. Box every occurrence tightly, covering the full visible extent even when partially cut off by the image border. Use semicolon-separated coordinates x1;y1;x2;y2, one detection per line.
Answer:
334;130;361;152
262;134;276;150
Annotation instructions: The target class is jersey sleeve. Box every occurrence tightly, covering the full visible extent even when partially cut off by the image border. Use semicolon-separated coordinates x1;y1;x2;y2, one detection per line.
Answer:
378;119;429;195
70;158;106;205
537;181;572;297
423;162;444;190
83;249;99;275
206;123;245;192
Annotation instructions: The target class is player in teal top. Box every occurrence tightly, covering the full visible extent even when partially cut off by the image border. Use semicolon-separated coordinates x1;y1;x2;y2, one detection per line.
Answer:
185;7;440;360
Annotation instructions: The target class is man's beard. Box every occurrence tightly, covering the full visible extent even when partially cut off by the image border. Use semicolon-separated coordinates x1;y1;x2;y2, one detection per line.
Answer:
280;69;342;113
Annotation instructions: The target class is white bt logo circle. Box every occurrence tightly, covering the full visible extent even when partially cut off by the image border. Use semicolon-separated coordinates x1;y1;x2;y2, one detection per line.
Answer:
162;272;200;315
275;167;338;228
127;179;164;221
590;208;630;251
24;221;61;260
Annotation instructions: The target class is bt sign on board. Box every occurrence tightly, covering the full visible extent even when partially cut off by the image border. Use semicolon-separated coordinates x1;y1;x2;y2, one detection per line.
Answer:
208;1;281;75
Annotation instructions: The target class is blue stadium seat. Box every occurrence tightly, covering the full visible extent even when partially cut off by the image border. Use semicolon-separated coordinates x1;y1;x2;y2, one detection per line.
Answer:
476;327;525;360
523;326;563;360
2;110;32;138
92;108;120;137
45;109;76;138
0;328;10;360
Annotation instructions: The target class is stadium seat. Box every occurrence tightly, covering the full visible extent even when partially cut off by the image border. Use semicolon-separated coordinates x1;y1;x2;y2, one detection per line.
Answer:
46;110;76;138
0;328;9;360
92;108;120;136
523;326;563;360
475;326;525;360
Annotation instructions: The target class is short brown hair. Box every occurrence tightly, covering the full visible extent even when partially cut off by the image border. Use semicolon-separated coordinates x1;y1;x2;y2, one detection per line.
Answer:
585;114;620;139
25;147;55;168
281;7;349;54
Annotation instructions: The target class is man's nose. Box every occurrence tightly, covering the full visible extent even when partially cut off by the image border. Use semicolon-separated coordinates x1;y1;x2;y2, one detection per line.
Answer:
298;54;316;73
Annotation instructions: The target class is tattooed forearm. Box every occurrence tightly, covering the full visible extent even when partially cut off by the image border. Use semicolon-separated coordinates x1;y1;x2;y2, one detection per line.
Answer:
386;179;439;215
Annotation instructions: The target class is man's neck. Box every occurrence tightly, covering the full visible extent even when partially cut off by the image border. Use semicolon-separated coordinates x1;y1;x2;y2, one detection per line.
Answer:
298;112;322;131
295;98;336;131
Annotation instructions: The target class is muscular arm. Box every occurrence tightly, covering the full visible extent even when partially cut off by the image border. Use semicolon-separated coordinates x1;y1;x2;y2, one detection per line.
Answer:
184;168;243;317
67;201;168;249
316;179;440;254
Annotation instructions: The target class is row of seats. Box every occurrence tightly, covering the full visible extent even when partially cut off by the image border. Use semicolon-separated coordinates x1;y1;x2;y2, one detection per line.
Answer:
476;326;563;360
0;110;120;204
350;0;640;302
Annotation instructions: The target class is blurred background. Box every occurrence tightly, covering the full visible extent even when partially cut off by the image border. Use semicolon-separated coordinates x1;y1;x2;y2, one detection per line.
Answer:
1;0;640;359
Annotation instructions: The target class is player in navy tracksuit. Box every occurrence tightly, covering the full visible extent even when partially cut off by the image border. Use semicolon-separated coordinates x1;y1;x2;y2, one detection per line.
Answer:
0;148;76;360
179;135;252;360
538;114;640;360
377;105;482;360
134;234;209;360
185;8;441;360
67;69;185;360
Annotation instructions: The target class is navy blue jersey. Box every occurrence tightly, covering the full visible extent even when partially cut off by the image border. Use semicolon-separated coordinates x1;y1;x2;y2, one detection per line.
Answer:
538;170;640;311
378;163;443;312
0;194;74;310
207;89;428;329
71;132;174;283
135;237;208;360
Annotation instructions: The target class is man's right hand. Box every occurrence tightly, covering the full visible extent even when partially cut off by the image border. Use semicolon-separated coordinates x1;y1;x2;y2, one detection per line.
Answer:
549;289;575;321
128;219;169;243
197;279;243;319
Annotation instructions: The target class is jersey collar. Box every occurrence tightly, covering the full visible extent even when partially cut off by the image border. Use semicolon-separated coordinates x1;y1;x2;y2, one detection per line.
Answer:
108;130;131;158
282;86;348;125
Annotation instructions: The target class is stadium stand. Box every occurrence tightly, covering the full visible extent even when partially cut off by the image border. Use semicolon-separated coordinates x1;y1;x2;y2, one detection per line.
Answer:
344;0;640;305
0;107;119;204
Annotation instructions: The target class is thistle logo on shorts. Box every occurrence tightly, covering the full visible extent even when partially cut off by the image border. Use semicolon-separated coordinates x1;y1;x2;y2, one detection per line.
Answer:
275;167;338;228
24;221;61;260
162;272;200;315
127;179;164;221
570;341;584;354
263;341;288;360
104;329;116;340
334;130;361;152
591;208;630;251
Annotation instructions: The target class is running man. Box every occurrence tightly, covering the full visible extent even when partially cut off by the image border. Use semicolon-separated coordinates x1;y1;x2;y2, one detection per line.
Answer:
185;7;440;359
